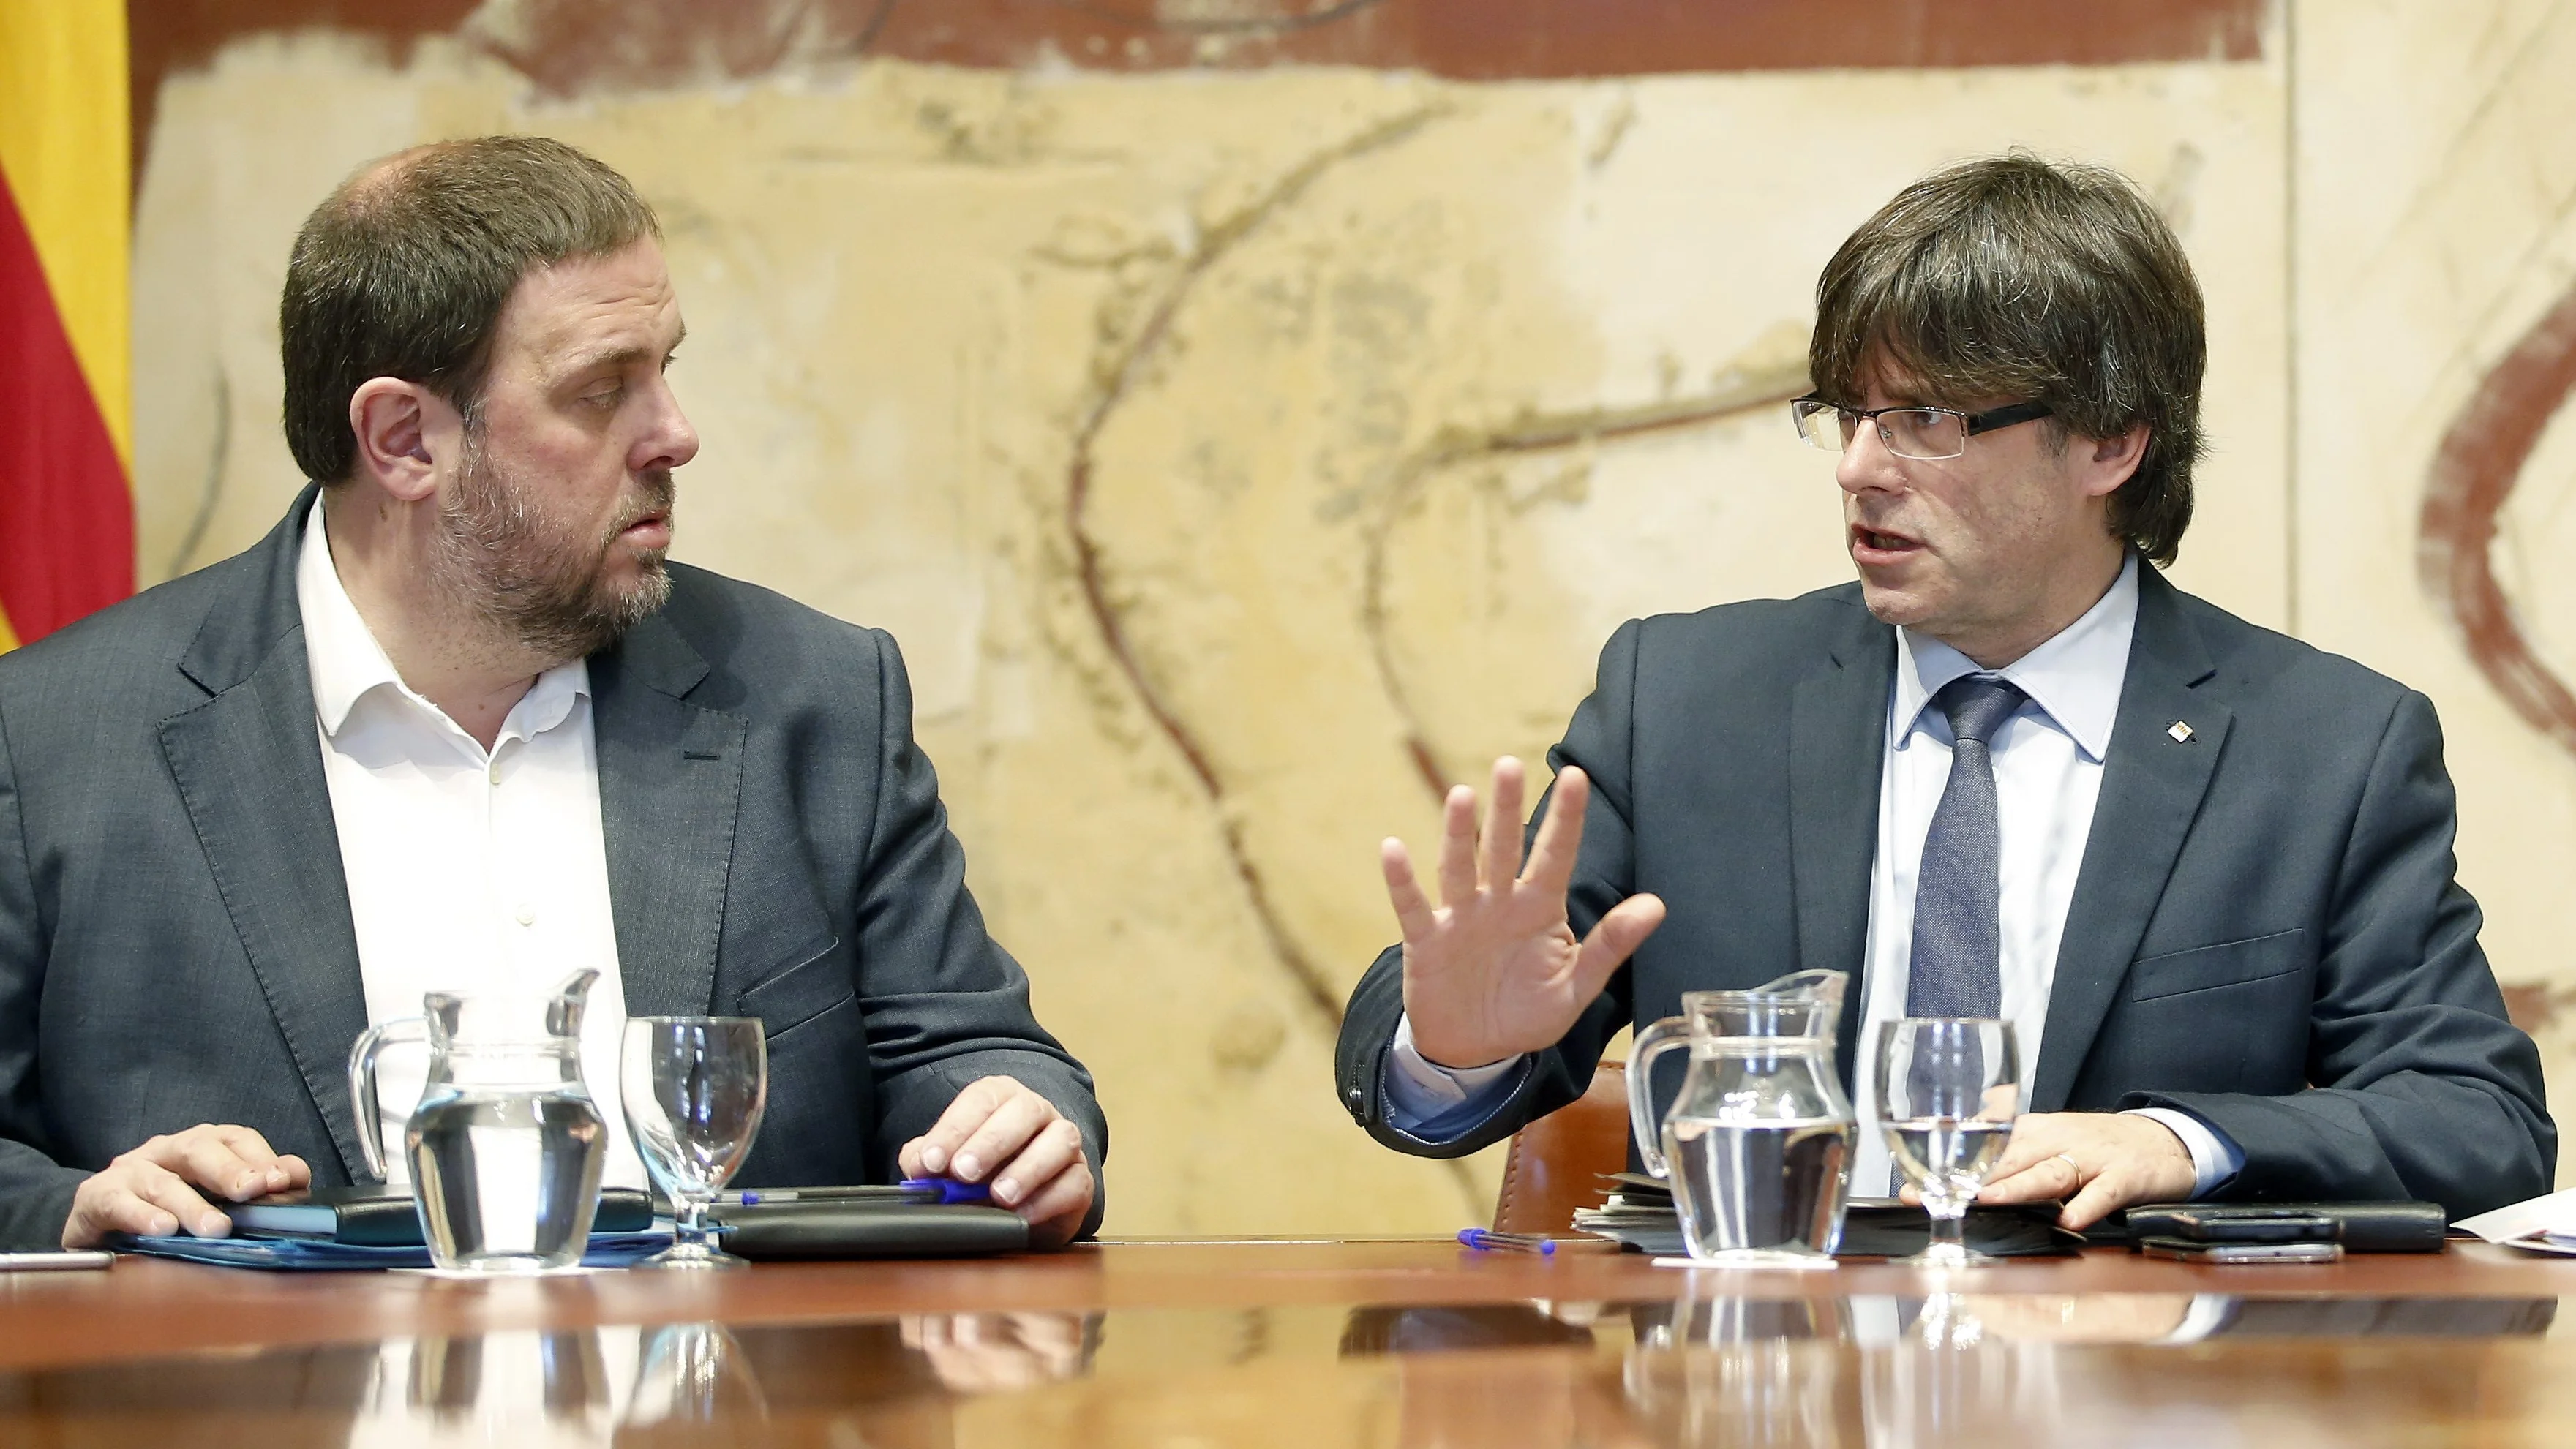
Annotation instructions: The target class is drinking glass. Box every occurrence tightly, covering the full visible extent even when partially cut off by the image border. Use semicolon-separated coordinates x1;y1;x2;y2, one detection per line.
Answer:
1874;1018;2019;1269
621;1017;768;1269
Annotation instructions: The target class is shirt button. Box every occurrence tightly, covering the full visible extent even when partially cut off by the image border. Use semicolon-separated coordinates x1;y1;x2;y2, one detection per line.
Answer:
487;761;503;786
514;905;536;927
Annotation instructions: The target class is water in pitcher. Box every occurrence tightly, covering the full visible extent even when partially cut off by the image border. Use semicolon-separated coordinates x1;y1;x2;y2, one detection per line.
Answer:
1664;1116;1852;1259
408;1087;607;1271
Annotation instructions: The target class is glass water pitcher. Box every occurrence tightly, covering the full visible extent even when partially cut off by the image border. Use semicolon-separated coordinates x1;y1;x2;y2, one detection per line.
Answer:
348;968;609;1273
1626;968;1855;1266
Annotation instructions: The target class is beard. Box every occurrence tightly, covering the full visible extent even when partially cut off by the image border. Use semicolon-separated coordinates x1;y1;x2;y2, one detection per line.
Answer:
432;431;675;664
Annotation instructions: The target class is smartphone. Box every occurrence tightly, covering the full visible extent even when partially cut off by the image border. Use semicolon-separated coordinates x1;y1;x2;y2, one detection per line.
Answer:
2140;1206;2340;1244
0;1250;114;1272
2139;1235;2343;1265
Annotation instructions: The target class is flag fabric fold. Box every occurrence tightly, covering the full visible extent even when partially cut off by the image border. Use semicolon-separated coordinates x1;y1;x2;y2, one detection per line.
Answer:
1;0;134;652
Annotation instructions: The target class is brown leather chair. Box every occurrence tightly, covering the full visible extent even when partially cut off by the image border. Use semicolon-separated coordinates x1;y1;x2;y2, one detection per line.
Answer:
1490;1060;1629;1235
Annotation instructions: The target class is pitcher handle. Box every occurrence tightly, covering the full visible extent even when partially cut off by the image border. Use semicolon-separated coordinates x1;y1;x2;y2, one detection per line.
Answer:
1626;1016;1692;1180
347;1017;427;1183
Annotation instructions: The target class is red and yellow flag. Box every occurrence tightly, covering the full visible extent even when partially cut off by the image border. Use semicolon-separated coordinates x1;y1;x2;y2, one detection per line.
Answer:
0;1;133;653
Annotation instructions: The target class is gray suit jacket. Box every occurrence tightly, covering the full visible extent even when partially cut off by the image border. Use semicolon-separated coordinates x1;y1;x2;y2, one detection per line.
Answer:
0;488;1104;1249
1334;568;2554;1217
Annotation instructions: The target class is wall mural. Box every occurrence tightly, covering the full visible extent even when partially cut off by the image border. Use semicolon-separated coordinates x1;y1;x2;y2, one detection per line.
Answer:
124;1;2576;1230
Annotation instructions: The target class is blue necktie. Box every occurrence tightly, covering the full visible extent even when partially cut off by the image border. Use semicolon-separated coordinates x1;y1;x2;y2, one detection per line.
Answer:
1906;675;2027;1020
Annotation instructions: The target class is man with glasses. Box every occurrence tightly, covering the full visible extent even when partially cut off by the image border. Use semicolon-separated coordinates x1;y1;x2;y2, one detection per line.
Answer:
1334;152;2551;1225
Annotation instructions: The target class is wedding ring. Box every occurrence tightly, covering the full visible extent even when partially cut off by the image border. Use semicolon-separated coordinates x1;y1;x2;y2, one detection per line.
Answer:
2054;1151;2084;1178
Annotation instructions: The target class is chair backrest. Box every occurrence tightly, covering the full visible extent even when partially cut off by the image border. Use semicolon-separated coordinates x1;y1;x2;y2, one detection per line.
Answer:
1491;1059;1628;1235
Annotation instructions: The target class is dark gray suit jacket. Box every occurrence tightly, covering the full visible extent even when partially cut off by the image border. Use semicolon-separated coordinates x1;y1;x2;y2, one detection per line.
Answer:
0;489;1104;1249
1334;568;2553;1217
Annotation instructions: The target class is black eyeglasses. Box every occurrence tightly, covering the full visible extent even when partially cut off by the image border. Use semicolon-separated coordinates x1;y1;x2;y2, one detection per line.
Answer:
1789;395;2053;461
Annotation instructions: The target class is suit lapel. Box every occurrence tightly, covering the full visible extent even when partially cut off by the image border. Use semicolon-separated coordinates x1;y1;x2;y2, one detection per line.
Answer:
590;607;746;1018
159;487;374;1179
1788;601;1894;1087
2030;568;2231;1110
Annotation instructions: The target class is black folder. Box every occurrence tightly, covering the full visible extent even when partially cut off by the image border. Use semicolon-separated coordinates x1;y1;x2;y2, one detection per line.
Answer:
709;1200;1030;1260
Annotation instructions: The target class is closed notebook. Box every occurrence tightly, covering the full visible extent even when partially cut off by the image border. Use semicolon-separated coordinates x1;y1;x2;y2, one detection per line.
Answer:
709;1200;1029;1260
229;1185;654;1246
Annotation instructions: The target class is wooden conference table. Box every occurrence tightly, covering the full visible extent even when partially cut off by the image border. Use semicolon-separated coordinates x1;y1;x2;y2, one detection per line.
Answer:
2;1237;2572;1445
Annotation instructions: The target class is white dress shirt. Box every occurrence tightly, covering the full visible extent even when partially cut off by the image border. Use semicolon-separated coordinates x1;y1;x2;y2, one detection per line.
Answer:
298;507;646;1189
1387;554;2241;1197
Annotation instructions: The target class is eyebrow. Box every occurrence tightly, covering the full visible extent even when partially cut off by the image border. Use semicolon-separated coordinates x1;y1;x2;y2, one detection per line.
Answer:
553;323;686;383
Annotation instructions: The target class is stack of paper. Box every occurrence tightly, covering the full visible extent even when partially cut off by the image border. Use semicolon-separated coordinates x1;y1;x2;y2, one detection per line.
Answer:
1571;1174;1684;1257
2451;1189;2576;1256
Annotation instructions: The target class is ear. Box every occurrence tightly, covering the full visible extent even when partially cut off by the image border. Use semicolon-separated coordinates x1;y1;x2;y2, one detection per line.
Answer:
2078;424;2152;500
348;379;463;503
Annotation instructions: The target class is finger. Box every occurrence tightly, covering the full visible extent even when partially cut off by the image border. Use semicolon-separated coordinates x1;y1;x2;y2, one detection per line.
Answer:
67;1184;179;1245
1982;1114;2073;1181
127;1162;233;1238
1521;765;1591;896
1381;838;1437;944
1017;1165;1096;1246
991;1118;1084;1208
909;1078;1012;1176
131;1131;260;1201
952;1090;1055;1184
1569;893;1666;998
173;1132;292;1204
1980;1151;2085;1207
206;1126;301;1194
1478;757;1526;892
2058;1168;2129;1231
1435;784;1479;908
1972;1166;2058;1205
63;1181;176;1247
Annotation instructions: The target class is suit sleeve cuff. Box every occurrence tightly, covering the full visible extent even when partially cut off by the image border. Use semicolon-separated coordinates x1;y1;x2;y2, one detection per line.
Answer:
2125;1106;2245;1198
1384;1015;1526;1140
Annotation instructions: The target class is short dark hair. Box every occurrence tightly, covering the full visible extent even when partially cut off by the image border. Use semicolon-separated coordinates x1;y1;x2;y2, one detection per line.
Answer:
279;135;661;484
1808;151;2207;566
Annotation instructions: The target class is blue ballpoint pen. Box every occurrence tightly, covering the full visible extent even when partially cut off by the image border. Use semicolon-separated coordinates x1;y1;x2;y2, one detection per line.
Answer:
1457;1227;1557;1256
724;1178;992;1208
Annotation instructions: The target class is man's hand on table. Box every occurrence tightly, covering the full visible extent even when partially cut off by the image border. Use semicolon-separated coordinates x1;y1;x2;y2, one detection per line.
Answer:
62;1124;312;1249
1969;1112;2198;1230
899;1076;1094;1249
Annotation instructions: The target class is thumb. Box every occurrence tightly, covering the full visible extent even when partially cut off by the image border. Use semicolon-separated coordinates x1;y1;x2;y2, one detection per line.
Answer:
1569;893;1665;1000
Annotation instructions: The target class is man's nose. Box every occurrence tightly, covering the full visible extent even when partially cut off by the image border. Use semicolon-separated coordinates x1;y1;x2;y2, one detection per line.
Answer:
637;377;699;473
1835;418;1905;495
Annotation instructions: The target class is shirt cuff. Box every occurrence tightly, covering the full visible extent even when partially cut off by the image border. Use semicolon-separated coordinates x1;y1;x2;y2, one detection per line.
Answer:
1383;1015;1526;1137
2125;1107;2246;1198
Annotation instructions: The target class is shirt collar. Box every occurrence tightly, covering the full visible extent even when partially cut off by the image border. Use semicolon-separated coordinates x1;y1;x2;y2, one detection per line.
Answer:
1890;552;2138;764
296;502;590;745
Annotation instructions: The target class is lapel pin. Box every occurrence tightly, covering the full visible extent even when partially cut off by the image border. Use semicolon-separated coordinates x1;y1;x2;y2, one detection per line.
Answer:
2168;720;2194;742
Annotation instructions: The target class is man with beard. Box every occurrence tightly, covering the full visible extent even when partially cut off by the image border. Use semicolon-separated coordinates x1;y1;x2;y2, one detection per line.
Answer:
0;138;1104;1250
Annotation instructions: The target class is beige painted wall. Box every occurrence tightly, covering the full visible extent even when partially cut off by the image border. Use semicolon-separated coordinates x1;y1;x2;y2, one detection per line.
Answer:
125;3;2575;1233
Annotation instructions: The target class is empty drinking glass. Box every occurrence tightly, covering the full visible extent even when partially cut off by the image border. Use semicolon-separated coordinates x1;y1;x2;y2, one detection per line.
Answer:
1875;1018;2019;1269
621;1017;768;1270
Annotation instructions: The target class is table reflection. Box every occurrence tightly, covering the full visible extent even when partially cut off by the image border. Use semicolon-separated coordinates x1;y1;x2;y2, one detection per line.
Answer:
1345;1290;2556;1357
0;1287;2553;1445
1349;1291;2559;1449
345;1323;751;1445
899;1311;1102;1393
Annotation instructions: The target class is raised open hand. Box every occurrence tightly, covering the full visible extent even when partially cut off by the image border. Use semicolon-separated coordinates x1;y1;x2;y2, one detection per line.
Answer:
1382;757;1666;1069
